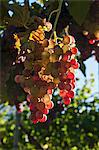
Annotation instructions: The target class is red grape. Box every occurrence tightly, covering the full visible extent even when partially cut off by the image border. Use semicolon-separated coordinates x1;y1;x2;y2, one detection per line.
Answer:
67;72;74;80
89;39;95;44
63;97;71;105
62;54;68;62
65;84;71;91
43;108;49;114
71;47;78;54
67;90;74;98
39;114;47;122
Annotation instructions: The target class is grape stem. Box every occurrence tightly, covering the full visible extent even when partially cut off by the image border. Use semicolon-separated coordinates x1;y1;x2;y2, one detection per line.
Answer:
64;25;69;35
54;31;57;44
50;0;63;38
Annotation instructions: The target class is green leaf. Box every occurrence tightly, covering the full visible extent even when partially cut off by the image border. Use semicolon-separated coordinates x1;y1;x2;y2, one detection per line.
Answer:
68;1;92;25
37;0;46;5
5;3;30;27
78;59;86;76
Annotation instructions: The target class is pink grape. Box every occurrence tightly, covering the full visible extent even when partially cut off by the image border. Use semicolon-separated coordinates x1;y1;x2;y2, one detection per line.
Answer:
46;101;54;109
14;75;20;83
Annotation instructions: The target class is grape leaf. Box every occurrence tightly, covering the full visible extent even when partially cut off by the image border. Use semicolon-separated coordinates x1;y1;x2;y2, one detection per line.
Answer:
68;1;92;25
78;59;86;77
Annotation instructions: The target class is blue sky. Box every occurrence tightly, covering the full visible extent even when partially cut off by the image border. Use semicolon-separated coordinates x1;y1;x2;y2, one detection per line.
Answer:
17;0;99;94
76;56;98;93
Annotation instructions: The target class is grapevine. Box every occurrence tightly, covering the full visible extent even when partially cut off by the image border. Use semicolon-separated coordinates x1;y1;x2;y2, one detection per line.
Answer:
14;18;79;124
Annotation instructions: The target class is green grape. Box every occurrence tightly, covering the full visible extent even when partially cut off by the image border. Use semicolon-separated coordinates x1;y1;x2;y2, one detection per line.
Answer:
23;69;31;77
38;86;47;98
51;67;59;78
30;86;40;97
24;60;33;70
42;58;50;66
45;62;53;74
43;94;51;104
36;111;43;119
50;53;58;62
42;51;50;59
42;39;49;47
62;44;69;53
26;52;34;61
63;35;70;44
19;75;25;83
24;78;33;87
54;47;63;57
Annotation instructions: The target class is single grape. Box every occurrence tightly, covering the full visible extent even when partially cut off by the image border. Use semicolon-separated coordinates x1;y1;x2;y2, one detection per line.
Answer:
62;54;68;62
89;39;95;44
60;90;67;98
33;64;41;72
72;62;79;69
58;82;65;90
71;47;78;54
53;78;60;84
43;108;49;114
65;51;72;57
70;59;77;65
45;101;54;109
65;62;71;69
63;96;71;105
24;87;30;94
62;44;69;53
42;51;50;59
43;94;51;104
36;102;45;111
47;89;52;94
23;69;31;77
44;22;52;32
30;86;40;97
67;90;74;98
71;82;75;89
32;120;38;124
67;72;75;80
39;114;47;122
27;94;33;102
36;111;43;119
42;39;49;47
63;35;70;44
14;75;20;83
48;39;55;49
29;103;35;111
65;83;71;91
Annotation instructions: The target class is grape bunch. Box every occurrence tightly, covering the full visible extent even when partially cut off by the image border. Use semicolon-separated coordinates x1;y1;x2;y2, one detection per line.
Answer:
14;19;79;124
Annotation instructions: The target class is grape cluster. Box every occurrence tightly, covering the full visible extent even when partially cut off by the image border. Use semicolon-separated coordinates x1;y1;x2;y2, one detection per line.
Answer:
14;21;79;124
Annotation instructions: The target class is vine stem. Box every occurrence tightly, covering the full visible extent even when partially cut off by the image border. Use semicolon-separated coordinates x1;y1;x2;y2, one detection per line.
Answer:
48;9;59;22
50;0;63;38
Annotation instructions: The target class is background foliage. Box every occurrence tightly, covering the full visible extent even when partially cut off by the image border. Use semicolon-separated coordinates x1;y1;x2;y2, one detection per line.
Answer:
0;0;99;149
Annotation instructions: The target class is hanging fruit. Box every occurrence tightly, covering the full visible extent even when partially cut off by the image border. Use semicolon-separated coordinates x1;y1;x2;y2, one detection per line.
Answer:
14;18;79;124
